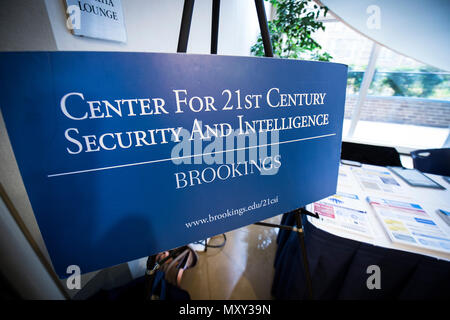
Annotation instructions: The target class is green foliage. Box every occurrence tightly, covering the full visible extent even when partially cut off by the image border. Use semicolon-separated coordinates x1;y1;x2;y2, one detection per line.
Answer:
415;68;445;97
347;71;364;93
380;73;414;96
251;0;332;61
372;69;447;98
347;66;449;99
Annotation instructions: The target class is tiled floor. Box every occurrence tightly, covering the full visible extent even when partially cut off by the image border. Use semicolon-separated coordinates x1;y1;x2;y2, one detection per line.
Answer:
72;214;282;300
179;214;282;300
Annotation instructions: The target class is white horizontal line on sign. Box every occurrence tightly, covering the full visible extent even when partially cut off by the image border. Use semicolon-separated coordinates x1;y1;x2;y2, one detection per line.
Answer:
47;133;337;178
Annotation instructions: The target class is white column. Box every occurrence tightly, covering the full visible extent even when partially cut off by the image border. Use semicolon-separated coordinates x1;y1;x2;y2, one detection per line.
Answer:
443;126;450;147
347;42;381;138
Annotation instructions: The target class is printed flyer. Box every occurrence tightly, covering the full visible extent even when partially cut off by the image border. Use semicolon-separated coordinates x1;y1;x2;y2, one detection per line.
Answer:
311;192;373;237
368;197;450;253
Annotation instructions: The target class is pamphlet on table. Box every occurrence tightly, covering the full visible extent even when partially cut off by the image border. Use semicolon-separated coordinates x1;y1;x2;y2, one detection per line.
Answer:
351;167;404;195
367;197;450;253
311;192;373;238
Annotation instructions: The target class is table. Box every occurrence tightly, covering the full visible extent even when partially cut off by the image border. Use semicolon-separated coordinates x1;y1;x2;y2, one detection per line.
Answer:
272;164;450;299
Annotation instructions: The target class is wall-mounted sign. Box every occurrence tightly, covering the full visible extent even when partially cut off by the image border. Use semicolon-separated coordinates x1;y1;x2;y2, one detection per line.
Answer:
0;52;347;277
65;0;127;42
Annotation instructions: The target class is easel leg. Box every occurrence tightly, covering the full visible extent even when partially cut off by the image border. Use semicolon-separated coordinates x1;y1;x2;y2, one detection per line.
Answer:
254;0;274;57
254;208;315;299
177;0;195;53
210;0;220;54
294;210;314;299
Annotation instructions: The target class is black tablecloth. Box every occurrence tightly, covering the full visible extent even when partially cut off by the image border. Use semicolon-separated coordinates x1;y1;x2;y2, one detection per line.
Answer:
272;213;450;299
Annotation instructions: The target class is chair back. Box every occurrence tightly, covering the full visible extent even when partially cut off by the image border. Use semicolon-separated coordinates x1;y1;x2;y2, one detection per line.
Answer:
341;142;402;167
411;148;450;176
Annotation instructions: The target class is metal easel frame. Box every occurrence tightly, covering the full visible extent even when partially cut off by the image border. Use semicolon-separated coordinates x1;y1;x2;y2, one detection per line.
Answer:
176;0;317;300
254;207;318;300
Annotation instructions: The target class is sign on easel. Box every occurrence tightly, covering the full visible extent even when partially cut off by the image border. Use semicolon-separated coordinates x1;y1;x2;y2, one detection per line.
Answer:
0;52;347;277
65;0;127;42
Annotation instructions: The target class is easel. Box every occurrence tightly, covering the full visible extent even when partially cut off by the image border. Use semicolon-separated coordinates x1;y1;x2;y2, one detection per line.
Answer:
176;0;318;300
254;208;318;300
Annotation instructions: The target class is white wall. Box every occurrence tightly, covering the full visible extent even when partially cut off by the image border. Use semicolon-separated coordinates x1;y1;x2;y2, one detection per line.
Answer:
44;0;261;55
0;0;56;281
0;195;64;299
0;0;57;51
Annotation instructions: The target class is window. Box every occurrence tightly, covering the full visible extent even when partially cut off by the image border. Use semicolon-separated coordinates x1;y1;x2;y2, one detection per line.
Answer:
314;15;450;150
369;47;450;101
313;17;372;96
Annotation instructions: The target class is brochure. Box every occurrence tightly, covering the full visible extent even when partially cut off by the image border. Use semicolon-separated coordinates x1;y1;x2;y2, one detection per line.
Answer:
351;167;404;194
312;192;373;237
367;197;450;253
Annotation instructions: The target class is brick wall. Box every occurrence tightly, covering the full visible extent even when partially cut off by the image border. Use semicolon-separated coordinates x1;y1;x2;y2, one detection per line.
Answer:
344;95;450;128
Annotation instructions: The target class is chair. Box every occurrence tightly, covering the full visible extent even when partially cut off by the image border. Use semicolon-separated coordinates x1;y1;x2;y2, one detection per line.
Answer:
410;148;450;177
341;142;402;167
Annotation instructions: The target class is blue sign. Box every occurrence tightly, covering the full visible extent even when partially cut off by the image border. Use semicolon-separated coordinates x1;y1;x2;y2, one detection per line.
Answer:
0;52;347;277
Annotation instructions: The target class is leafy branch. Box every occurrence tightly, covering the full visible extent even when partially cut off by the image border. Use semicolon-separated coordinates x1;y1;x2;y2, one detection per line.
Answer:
251;0;332;61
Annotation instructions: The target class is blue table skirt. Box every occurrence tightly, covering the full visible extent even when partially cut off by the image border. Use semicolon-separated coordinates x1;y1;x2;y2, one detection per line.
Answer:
272;213;450;300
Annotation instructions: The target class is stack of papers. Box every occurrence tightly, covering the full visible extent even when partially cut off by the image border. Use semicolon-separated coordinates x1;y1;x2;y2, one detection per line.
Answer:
368;197;450;253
